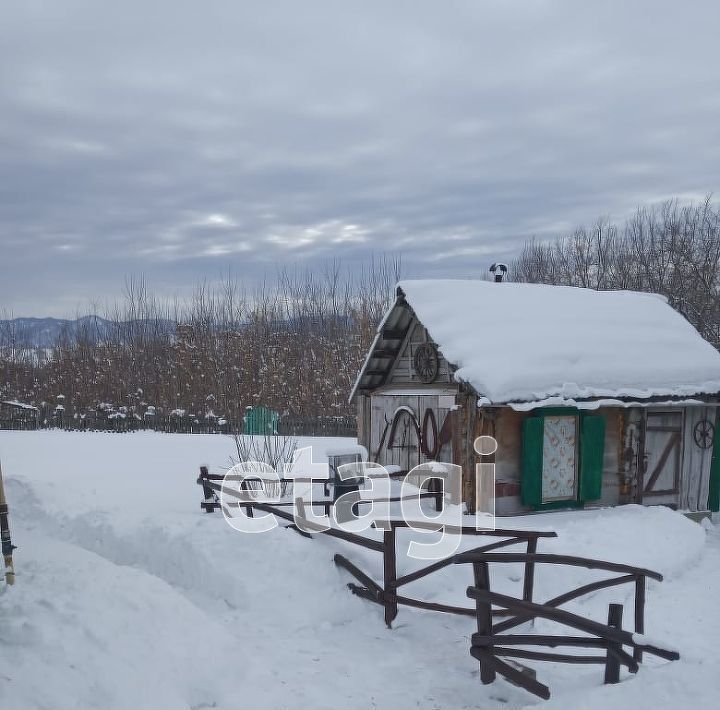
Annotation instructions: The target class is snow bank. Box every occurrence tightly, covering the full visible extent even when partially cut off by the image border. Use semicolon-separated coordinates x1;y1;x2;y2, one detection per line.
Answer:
0;431;718;710
397;280;720;403
0;529;242;710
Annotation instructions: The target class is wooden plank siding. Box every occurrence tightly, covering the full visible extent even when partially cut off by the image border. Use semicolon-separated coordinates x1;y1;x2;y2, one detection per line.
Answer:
385;317;454;386
367;393;456;470
356;312;461;475
491;408;523;515
597;409;623;508
360;390;717;513
490;407;623;515
680;406;715;511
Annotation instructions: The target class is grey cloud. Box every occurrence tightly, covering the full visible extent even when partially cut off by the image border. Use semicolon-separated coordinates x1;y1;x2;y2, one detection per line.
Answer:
1;0;719;314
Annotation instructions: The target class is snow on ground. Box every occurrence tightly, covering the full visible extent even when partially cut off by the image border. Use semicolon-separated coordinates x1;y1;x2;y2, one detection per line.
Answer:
0;430;718;710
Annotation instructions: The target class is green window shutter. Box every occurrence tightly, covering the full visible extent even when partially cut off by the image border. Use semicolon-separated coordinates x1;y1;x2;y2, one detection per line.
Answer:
579;415;606;501
521;416;544;507
709;413;720;513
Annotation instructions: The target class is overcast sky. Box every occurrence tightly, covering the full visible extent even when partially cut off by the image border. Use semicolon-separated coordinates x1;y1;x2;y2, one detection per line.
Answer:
1;0;719;316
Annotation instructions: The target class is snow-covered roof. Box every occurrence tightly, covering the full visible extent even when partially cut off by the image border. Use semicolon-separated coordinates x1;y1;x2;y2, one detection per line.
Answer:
354;280;720;404
1;400;39;411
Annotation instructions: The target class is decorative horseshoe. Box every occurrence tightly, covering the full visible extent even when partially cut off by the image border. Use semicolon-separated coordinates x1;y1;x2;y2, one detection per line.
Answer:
420;408;439;459
693;418;715;449
387;407;421;449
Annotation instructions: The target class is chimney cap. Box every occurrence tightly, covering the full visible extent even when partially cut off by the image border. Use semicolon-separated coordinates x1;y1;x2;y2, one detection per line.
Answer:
489;263;508;282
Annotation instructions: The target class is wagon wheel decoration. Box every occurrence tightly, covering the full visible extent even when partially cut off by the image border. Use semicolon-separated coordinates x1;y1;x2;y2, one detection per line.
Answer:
413;342;439;384
693;418;715;449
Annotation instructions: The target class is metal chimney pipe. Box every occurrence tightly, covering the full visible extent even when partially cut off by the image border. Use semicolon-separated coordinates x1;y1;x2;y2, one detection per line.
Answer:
489;263;508;282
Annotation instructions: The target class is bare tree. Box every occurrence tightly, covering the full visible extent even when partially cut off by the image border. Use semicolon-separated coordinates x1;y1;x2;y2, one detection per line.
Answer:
513;197;720;349
0;255;400;422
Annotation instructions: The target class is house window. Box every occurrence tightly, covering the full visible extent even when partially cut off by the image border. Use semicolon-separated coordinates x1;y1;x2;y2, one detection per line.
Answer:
541;415;578;502
521;409;605;509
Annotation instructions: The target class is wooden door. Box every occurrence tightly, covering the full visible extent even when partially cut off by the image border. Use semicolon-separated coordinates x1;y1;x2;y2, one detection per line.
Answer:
369;392;455;471
681;406;717;511
639;411;682;505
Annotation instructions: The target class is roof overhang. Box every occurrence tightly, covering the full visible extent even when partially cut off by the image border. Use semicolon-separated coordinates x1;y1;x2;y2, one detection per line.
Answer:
481;394;720;411
349;288;419;401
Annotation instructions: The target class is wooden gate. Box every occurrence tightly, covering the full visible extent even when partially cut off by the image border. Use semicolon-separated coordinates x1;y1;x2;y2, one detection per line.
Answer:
369;393;454;471
638;411;682;504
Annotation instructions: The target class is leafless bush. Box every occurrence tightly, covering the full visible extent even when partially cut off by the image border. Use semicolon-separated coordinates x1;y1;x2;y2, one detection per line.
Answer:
231;432;298;498
0;256;399;418
512;197;720;349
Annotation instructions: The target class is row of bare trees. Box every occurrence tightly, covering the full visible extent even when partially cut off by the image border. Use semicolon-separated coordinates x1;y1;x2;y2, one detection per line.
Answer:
0;257;401;420
512;197;720;349
1;197;719;423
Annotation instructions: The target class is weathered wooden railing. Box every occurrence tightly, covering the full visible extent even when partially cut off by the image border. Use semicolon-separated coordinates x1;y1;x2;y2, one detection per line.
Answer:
198;465;440;517
455;551;679;700
197;466;555;627
337;520;556;628
197;467;679;701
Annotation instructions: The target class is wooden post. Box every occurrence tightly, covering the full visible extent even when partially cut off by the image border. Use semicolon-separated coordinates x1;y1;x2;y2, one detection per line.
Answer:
472;560;497;684
383;526;398;628
522;537;538;604
604;603;623;684
634;575;645;663
199;465;220;513
635;411;647;504
465;397;478;513
242;478;254;517
432;477;444;513
0;459;15;586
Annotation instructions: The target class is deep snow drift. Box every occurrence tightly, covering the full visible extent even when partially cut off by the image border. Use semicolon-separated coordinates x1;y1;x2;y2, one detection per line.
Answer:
0;431;718;710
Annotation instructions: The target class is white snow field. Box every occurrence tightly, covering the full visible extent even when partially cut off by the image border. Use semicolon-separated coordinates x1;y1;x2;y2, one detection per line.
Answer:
0;430;718;710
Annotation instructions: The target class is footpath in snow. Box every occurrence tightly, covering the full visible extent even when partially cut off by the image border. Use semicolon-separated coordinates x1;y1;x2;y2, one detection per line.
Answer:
0;430;718;710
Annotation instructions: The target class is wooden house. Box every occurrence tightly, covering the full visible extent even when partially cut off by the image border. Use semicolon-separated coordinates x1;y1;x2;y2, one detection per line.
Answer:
0;400;39;429
351;280;720;515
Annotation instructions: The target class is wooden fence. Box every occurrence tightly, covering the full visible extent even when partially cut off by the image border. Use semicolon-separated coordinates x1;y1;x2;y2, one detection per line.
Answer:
197;467;679;701
277;415;357;438
0;412;357;437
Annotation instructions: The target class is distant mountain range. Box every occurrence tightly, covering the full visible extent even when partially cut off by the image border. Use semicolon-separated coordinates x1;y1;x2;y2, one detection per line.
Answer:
0;316;174;348
0;314;353;348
